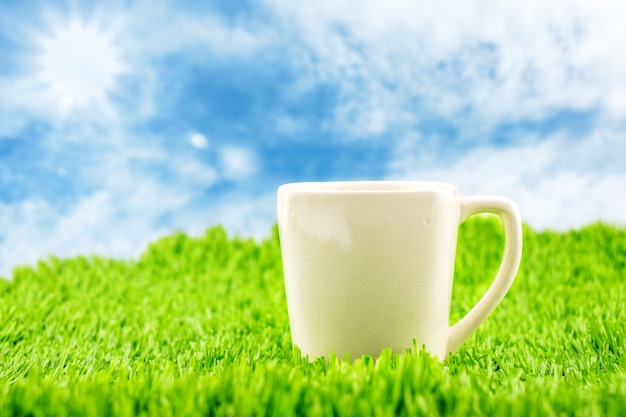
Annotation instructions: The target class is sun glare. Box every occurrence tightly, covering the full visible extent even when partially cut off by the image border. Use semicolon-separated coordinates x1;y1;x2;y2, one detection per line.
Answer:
37;19;125;112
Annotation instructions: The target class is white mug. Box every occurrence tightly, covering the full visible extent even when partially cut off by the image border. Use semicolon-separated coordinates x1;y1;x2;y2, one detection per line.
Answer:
277;181;522;360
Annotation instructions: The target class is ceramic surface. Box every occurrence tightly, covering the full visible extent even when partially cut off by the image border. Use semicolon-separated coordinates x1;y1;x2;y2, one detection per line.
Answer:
277;181;522;360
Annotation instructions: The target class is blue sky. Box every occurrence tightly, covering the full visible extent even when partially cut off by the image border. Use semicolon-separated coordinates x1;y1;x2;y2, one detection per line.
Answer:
1;0;625;278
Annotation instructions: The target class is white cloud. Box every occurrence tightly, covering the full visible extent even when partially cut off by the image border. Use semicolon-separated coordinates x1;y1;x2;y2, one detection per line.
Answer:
0;182;277;280
260;0;626;230
171;190;277;241
190;132;210;150
389;128;626;230
218;145;258;180
275;115;307;137
0;191;174;279
120;2;268;63
0;130;221;278
265;0;626;139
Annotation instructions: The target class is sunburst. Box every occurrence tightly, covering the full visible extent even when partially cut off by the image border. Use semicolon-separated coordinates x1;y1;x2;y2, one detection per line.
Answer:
37;18;125;112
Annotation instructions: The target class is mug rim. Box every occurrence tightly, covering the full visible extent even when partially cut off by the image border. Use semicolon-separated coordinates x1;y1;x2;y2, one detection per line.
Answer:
278;181;458;194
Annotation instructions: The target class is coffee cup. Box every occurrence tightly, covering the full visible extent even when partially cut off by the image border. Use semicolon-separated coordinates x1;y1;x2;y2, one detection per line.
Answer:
277;181;522;360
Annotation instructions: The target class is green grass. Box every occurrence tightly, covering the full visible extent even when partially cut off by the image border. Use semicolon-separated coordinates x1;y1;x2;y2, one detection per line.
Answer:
1;218;625;416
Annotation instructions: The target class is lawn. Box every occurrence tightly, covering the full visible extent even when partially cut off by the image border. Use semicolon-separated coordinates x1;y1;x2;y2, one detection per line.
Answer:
0;217;625;416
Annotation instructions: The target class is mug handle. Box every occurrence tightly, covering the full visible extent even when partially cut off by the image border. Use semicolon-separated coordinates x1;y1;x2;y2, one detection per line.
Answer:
446;196;523;355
